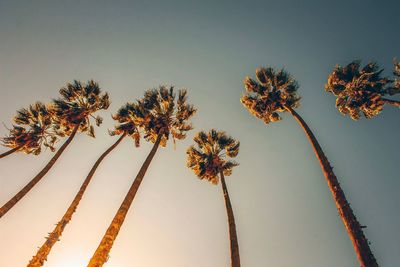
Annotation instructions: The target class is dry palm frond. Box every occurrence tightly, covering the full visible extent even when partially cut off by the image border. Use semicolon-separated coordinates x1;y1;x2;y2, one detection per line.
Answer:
1;102;58;155
109;102;144;147
138;85;196;147
241;67;301;124
325;60;399;120
187;129;239;184
51;80;110;137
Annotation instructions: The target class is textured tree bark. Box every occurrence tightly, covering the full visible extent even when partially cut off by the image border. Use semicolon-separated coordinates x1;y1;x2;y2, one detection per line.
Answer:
382;98;400;108
0;143;25;159
285;106;378;267
220;171;241;267
27;133;126;267
0;123;80;219
88;135;162;267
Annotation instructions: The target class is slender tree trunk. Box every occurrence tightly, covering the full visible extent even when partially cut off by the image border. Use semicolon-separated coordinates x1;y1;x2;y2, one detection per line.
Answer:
88;135;162;267
27;133;126;267
381;98;400;108
220;171;241;267
0;123;80;219
0;143;25;159
285;106;378;267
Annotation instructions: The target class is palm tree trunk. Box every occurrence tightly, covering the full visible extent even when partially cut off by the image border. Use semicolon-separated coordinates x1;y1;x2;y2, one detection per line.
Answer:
88;135;162;267
27;133;126;267
220;171;241;267
285;106;378;267
381;98;400;108
0;123;80;219
0;143;25;159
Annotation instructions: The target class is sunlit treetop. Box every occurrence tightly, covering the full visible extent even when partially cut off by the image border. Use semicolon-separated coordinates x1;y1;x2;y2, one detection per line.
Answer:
139;85;196;147
241;67;301;124
51;80;110;137
1;102;57;155
187;129;239;185
109;102;147;147
325;60;400;120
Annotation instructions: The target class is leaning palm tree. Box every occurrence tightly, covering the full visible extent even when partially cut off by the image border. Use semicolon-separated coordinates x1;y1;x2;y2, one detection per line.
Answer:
241;67;378;267
0;80;109;219
325;60;400;120
0;102;57;159
88;85;196;266
187;130;241;267
28;103;142;267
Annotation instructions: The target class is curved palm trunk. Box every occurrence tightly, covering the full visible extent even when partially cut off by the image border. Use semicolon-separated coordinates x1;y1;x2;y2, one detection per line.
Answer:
220;171;241;267
0;143;25;159
0;123;80;219
88;135;162;267
27;134;126;267
285;106;378;267
382;98;400;108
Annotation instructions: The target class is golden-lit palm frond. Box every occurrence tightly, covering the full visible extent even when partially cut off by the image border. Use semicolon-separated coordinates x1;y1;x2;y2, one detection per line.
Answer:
187;129;239;185
139;85;196;147
393;59;400;94
1;102;58;155
241;67;301;124
325;60;399;120
51;80;110;137
109;102;145;147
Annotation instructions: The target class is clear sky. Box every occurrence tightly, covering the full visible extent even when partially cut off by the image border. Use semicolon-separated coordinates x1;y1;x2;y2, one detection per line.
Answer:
0;0;399;266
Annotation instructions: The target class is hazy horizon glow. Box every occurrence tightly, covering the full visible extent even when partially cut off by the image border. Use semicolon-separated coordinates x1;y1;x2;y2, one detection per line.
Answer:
0;0;399;266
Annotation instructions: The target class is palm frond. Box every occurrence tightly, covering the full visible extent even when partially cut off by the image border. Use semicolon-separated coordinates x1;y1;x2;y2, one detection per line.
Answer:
186;130;239;184
241;67;300;124
138;85;196;147
51;80;110;136
325;60;396;120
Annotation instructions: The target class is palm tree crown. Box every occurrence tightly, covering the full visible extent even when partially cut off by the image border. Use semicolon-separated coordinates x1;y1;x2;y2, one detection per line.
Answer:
325;60;400;120
187;129;239;184
240;67;301;124
139;85;196;146
109;102;145;147
1;102;57;155
51;80;110;137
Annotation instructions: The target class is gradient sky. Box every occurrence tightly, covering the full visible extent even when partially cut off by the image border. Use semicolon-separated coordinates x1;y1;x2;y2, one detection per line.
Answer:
0;0;399;266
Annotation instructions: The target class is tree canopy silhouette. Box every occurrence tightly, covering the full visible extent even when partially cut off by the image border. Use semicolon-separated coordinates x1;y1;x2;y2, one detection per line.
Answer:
187;129;239;184
325;60;400;120
1;102;57;158
241;67;301;124
51;80;110;137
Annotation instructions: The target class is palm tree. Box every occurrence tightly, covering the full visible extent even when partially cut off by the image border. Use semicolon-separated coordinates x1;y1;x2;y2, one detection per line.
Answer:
186;129;241;267
241;67;378;267
0;102;57;159
325;60;400;120
0;80;109;219
88;85;196;266
27;103;142;267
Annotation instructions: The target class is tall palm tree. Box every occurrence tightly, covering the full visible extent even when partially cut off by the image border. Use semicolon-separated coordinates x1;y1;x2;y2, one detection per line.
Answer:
28;103;142;267
186;129;241;267
0;80;109;219
241;67;378;267
0;102;57;159
88;85;196;266
325;60;400;120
